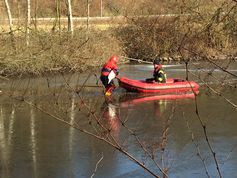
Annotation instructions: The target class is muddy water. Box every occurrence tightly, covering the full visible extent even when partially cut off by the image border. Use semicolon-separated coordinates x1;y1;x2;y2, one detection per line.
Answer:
0;62;237;178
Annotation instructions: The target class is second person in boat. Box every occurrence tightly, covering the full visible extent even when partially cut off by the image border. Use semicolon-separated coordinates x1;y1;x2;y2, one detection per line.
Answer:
146;57;167;83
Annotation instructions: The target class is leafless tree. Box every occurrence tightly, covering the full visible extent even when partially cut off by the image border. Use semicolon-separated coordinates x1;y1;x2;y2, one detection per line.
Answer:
34;0;38;29
66;0;73;34
56;0;61;31
87;0;91;34
26;0;31;46
4;0;16;50
100;0;103;17
4;0;13;32
52;0;61;32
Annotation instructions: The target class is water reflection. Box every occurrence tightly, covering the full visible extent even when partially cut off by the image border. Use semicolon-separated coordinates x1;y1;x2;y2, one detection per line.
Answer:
119;93;194;108
30;105;38;178
0;106;16;178
69;94;76;177
152;99;168;120
100;99;121;140
0;62;236;177
9;107;15;148
0;106;8;178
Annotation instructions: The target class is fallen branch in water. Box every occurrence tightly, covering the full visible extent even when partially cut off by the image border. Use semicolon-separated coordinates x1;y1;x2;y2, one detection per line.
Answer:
90;153;104;178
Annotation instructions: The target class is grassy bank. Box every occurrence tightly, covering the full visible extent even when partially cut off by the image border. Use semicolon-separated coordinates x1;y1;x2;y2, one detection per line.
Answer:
1;11;237;78
0;28;123;77
115;14;237;61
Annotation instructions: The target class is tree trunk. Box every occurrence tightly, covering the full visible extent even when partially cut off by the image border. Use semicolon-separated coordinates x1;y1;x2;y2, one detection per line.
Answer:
53;0;61;32
66;0;73;35
57;0;61;31
87;0;90;39
4;0;16;50
16;0;20;24
100;0;103;17
4;0;13;32
34;0;38;30
26;0;31;46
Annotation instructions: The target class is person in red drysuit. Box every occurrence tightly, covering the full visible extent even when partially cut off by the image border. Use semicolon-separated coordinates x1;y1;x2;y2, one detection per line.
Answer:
100;55;119;96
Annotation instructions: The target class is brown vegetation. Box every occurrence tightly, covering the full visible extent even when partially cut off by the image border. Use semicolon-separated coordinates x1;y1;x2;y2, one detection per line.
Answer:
0;0;236;77
0;29;122;77
115;1;237;62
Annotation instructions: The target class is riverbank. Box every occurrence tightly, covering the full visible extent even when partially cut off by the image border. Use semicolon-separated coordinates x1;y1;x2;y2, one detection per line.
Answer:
1;17;236;78
0;28;123;78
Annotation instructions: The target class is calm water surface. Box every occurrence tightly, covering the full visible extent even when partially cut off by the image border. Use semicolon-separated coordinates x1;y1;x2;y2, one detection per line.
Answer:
0;62;237;178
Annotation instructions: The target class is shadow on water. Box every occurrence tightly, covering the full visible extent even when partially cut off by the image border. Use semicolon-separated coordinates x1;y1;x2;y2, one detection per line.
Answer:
0;62;237;177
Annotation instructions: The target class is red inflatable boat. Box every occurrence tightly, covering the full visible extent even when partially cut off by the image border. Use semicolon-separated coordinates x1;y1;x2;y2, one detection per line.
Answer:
118;77;199;94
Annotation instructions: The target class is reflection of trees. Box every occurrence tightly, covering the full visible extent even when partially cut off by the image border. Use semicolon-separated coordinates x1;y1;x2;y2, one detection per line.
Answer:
0;72;171;177
0;106;15;178
119;93;179;176
0;106;9;178
0;60;237;177
30;104;38;178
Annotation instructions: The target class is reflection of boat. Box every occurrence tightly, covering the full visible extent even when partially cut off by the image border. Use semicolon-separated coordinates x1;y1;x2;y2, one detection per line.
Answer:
120;93;195;107
118;77;199;94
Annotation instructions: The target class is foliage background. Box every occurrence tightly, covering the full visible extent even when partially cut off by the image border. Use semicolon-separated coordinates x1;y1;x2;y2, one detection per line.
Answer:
0;0;236;76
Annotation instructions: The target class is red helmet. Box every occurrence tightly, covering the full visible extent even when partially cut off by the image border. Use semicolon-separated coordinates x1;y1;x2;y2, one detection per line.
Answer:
109;55;119;64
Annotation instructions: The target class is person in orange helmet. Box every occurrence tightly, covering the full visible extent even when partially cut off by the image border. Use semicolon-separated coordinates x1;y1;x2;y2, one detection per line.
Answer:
100;55;120;96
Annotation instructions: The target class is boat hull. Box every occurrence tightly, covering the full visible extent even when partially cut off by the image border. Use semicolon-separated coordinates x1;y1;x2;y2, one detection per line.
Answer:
118;77;199;94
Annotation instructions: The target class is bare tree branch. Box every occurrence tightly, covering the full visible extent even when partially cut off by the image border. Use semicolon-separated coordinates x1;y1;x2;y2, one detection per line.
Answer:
90;153;104;178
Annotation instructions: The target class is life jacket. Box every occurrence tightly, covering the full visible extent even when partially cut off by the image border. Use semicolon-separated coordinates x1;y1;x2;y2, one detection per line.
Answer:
101;60;118;76
153;65;167;83
153;65;162;76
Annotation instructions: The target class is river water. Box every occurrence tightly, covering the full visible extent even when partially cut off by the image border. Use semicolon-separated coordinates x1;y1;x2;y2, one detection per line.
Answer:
0;62;237;178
